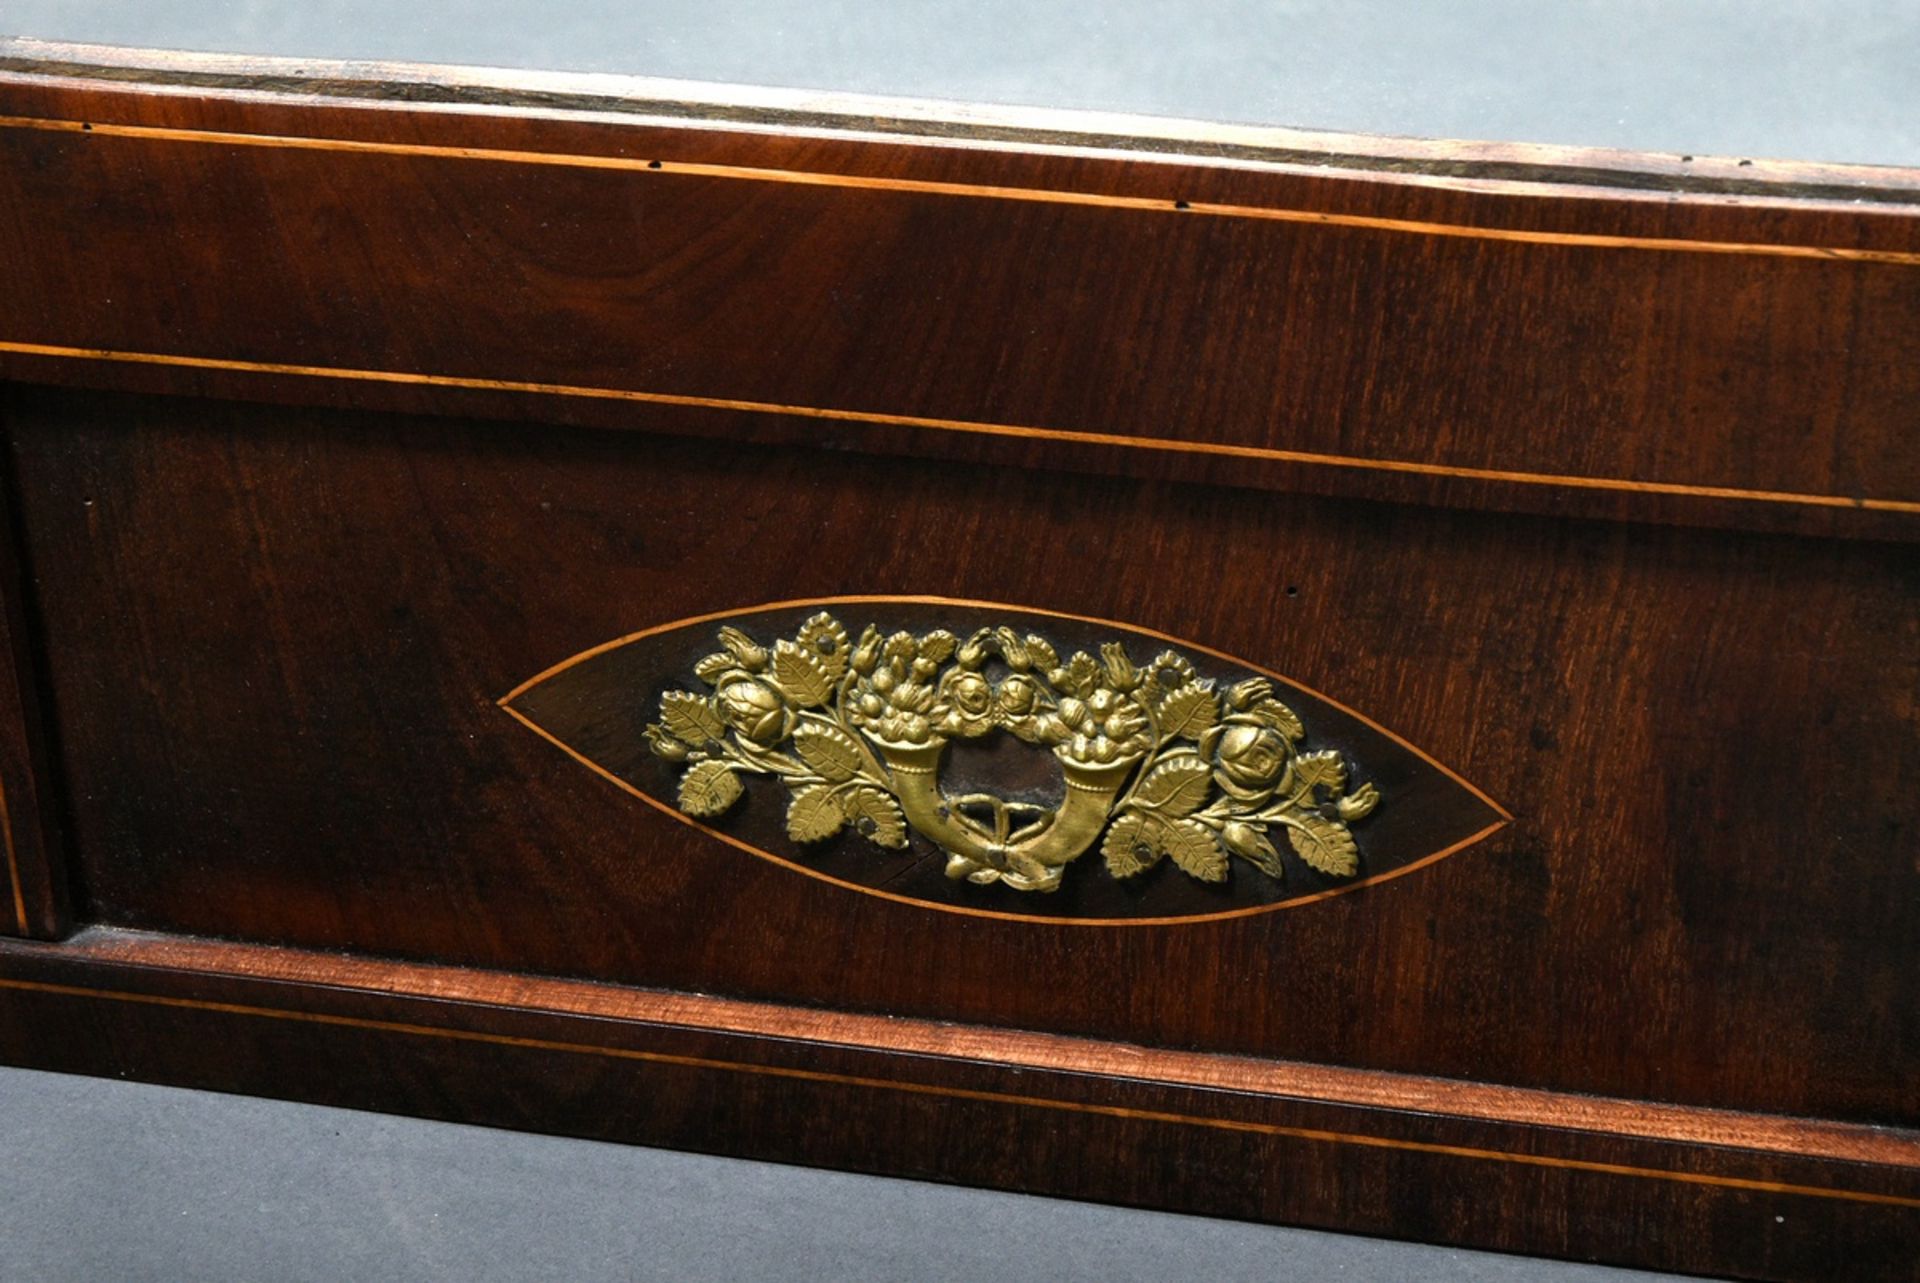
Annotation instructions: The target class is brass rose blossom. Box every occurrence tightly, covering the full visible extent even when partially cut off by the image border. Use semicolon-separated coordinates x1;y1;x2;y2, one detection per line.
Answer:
1213;723;1290;790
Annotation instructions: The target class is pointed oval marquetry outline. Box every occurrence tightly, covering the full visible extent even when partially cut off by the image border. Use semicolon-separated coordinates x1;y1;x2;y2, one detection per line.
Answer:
501;596;1509;926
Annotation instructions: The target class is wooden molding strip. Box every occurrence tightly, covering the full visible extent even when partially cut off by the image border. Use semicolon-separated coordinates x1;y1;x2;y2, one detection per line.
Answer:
3;342;1915;518
15;926;1919;1193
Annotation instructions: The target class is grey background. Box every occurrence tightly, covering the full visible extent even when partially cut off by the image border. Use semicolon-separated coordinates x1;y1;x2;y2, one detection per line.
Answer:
0;1066;1694;1282
5;0;1919;166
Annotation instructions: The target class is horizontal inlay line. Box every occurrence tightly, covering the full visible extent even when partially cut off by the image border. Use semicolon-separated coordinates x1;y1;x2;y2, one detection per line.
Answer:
2;340;1916;517
2;975;1915;1210
2;114;1918;265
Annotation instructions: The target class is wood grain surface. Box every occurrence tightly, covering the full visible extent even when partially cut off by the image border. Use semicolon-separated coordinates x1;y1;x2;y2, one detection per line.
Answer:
0;47;1914;1281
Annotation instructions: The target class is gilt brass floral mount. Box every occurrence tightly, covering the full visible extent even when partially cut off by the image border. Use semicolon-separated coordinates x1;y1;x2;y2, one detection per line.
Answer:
643;612;1380;894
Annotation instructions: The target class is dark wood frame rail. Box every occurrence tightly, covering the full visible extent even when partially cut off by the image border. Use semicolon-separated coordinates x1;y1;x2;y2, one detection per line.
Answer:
0;39;1915;1281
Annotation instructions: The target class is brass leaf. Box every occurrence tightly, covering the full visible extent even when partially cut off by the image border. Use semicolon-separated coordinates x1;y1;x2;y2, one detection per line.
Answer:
1293;749;1348;796
1025;634;1059;673
1284;812;1360;877
845;786;908;849
785;784;846;843
660;691;725;746
794;613;851;683
677;760;743;817
771;640;835;708
693;652;735;683
1163;819;1228;882
1133;751;1214;818
1156;682;1219;741
793;723;862;784
1102;812;1159;878
1253;698;1305;741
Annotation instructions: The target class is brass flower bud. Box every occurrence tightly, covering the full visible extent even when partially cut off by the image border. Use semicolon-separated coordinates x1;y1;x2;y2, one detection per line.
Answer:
849;626;882;675
717;626;770;672
945;671;995;717
996;627;1032;672
1225;678;1274;711
644;723;690;762
716;678;792;744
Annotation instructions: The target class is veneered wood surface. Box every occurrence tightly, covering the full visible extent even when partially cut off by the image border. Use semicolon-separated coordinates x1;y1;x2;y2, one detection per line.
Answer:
0;62;1918;541
8;385;1914;1132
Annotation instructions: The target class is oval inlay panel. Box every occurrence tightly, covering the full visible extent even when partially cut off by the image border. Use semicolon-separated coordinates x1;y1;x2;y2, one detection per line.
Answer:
502;598;1507;923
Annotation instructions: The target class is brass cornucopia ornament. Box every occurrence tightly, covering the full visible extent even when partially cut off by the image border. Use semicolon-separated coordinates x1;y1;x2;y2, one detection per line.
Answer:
644;613;1379;893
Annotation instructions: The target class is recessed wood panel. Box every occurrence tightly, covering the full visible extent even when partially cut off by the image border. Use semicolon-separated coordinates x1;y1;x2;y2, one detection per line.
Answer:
8;385;1914;1130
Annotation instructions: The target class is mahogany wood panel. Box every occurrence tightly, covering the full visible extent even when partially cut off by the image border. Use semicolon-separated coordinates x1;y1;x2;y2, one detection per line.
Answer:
7;385;1914;1133
0;60;1918;542
0;48;1916;1280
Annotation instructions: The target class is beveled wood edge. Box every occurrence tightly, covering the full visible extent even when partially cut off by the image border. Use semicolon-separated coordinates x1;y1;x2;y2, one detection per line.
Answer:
21;924;1919;1177
0;784;21;933
4;36;1920;207
0;409;66;940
